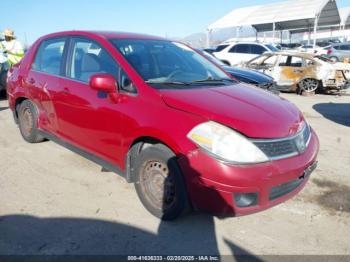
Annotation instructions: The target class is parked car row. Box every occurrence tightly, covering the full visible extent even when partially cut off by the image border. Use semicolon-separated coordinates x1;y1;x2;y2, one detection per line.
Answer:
210;40;350;94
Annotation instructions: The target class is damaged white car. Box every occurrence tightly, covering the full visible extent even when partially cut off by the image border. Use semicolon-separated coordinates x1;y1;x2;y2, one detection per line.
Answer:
244;51;350;93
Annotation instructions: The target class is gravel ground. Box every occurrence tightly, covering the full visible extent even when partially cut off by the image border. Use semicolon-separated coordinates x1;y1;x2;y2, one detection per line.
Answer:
0;91;349;256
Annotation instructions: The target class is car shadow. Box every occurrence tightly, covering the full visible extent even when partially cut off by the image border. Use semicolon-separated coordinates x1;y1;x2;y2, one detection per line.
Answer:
0;156;261;259
313;103;350;127
0;214;260;259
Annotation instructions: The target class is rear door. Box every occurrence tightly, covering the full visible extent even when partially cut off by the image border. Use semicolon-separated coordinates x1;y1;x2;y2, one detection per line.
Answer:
276;55;305;90
24;37;68;133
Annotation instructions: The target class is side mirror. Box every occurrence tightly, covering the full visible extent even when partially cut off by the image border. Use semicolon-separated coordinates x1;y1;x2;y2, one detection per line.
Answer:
90;74;117;93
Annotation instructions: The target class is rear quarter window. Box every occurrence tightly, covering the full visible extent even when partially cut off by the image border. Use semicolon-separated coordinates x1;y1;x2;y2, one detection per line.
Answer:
32;38;67;76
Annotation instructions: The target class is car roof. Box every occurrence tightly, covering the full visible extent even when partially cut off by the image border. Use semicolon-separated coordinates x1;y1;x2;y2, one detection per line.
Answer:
222;41;268;46
39;30;167;41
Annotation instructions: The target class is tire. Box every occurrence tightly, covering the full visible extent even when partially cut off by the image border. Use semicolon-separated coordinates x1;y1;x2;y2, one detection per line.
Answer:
299;78;319;93
17;100;45;143
134;144;190;220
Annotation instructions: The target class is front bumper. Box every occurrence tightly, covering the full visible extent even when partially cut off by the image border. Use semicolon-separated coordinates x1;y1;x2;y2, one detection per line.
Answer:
178;129;319;216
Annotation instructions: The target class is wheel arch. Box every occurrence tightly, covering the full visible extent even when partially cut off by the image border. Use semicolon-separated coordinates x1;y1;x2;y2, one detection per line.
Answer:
125;136;180;183
13;96;28;123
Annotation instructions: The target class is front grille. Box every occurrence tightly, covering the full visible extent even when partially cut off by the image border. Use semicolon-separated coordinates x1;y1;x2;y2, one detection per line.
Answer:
269;177;304;200
252;124;311;160
254;140;297;158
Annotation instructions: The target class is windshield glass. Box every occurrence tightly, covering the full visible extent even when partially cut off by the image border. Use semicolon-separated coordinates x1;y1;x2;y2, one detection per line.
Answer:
265;44;279;52
110;39;233;88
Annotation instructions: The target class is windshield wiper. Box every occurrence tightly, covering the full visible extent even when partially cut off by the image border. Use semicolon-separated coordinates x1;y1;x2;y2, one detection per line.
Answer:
146;80;190;86
190;78;235;84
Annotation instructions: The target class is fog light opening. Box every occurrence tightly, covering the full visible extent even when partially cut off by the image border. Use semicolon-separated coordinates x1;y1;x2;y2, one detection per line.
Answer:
234;193;259;208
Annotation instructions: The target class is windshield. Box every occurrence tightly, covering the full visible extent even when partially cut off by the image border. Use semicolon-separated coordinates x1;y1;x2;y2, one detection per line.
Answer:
110;39;233;88
265;44;279;52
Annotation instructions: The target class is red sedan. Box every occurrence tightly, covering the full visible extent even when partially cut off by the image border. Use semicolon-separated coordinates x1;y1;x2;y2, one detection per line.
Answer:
7;31;319;220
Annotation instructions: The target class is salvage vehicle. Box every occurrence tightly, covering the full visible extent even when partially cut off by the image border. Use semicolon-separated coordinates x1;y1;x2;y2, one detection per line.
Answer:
213;42;279;66
7;31;319;220
244;51;350;93
198;49;279;94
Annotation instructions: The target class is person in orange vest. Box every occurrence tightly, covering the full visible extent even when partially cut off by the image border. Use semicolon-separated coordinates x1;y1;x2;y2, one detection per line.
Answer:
0;29;24;66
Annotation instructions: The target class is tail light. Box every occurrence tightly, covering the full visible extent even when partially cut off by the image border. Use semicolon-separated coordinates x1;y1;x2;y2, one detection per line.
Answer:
327;49;332;55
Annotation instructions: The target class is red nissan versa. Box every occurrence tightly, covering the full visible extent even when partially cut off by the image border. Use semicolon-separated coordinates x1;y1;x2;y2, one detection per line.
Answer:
7;31;319;220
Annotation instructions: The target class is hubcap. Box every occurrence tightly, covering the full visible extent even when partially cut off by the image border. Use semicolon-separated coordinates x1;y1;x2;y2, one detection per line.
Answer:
302;79;318;92
140;160;176;210
20;107;33;137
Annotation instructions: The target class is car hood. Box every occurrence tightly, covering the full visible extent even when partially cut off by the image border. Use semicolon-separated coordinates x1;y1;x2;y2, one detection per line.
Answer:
223;66;273;83
160;84;304;139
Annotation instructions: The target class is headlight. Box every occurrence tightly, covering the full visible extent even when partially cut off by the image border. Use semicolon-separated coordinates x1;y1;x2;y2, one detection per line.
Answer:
187;121;269;164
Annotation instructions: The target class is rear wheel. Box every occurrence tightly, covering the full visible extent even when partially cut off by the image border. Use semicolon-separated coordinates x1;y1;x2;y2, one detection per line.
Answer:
299;78;319;93
134;144;190;220
17;100;45;143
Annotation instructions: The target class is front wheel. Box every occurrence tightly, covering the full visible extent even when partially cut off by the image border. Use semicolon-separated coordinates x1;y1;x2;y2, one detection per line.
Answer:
134;144;190;220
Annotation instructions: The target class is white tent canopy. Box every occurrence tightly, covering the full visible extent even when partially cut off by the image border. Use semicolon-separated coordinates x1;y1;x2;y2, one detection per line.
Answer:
207;0;341;46
208;0;340;31
339;7;350;26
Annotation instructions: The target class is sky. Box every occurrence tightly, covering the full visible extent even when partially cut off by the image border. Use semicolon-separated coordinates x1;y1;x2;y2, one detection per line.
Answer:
0;0;349;45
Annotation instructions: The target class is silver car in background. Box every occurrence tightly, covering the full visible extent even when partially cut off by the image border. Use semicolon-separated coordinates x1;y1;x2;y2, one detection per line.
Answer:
325;43;350;63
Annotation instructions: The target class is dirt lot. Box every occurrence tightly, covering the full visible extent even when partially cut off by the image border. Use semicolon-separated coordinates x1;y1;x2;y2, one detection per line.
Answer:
0;92;349;256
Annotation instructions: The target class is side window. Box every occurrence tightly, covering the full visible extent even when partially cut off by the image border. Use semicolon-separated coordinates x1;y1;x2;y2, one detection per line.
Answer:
119;70;137;94
69;38;119;83
340;45;350;51
278;56;289;66
215;45;229;52
290;56;303;67
251;45;267;55
32;38;66;75
229;44;250;54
